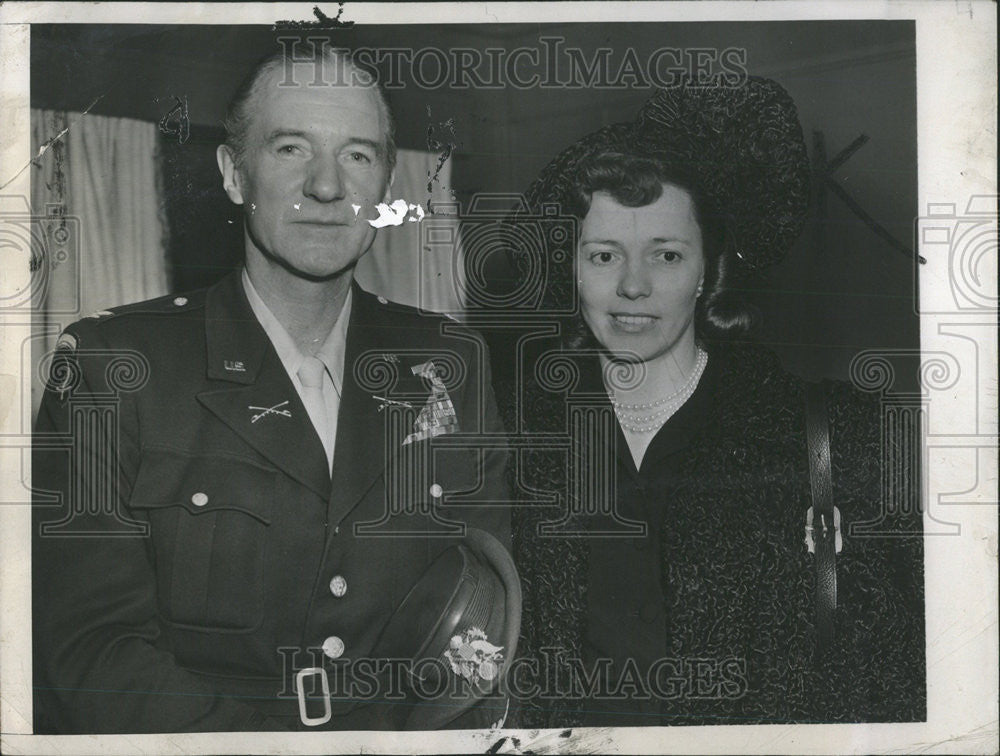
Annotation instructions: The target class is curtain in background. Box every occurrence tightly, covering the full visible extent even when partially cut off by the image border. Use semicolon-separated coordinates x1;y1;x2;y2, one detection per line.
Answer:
30;109;170;418
354;149;463;314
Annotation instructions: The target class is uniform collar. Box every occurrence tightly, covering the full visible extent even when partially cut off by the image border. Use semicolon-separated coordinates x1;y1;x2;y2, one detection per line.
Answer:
205;269;270;384
241;268;351;395
206;268;366;387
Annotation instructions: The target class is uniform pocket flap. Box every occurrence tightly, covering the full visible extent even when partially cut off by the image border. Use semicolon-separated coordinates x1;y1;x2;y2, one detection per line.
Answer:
130;447;275;524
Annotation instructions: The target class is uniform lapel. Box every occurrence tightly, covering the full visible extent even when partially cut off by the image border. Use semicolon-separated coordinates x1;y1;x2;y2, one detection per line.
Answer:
327;285;433;529
195;270;331;501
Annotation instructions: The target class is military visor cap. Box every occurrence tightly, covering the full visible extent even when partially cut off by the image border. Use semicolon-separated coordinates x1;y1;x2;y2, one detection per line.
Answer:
370;527;522;730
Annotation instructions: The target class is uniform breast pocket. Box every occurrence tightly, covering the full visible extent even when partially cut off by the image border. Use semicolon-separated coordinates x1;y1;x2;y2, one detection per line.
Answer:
129;447;276;632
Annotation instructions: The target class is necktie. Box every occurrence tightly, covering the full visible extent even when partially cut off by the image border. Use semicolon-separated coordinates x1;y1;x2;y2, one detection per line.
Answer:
298;355;330;464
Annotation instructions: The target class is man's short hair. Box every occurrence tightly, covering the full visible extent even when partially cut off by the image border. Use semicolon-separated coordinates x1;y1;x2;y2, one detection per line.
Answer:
223;43;397;174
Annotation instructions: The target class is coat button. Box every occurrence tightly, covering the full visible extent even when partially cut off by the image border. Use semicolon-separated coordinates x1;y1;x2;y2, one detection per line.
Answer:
329;575;347;597
191;492;208;507
322;636;345;659
173;296;188;307
429;483;443;499
377;295;388;304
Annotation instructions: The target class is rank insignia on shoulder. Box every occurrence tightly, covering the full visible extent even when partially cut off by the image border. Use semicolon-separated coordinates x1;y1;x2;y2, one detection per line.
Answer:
84;309;114;320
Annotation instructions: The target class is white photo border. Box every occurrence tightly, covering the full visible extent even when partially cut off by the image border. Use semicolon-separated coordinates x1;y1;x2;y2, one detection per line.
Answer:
1;2;996;754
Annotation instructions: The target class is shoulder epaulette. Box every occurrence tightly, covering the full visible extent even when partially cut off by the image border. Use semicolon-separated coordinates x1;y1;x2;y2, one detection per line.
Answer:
371;292;465;323
78;289;207;324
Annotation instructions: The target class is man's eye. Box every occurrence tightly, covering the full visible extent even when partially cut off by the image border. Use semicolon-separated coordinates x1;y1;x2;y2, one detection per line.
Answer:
347;151;373;164
277;144;302;156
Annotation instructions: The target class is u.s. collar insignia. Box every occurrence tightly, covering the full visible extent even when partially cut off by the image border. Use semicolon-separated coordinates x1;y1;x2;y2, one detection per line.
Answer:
224;360;246;372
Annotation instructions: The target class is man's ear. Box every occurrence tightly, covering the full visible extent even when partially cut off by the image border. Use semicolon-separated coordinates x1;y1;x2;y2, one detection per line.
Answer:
216;144;245;205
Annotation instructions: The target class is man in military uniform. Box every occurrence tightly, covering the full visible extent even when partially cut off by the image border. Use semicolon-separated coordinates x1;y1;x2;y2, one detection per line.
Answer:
32;45;510;733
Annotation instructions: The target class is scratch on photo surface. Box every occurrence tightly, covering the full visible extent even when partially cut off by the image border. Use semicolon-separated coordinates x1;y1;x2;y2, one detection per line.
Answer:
0;94;104;191
888;720;998;754
426;105;458;196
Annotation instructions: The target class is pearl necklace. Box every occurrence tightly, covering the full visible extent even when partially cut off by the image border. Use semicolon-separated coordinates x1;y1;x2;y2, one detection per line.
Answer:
609;348;708;434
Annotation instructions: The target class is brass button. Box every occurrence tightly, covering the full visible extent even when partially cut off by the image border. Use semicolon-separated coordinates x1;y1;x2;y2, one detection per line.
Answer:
322;636;345;659
191;492;208;507
329;575;347;598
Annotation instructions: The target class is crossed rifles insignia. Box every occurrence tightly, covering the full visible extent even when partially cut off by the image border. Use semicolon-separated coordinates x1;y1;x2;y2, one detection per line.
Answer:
248;400;291;424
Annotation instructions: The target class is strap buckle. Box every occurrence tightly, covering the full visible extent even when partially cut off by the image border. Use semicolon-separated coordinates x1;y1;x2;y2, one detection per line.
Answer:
804;506;842;554
295;667;332;727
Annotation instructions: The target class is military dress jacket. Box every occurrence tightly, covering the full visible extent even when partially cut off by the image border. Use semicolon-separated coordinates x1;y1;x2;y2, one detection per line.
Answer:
32;269;510;733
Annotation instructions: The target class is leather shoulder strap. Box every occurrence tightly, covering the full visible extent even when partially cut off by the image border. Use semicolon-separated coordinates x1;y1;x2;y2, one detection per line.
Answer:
805;381;837;658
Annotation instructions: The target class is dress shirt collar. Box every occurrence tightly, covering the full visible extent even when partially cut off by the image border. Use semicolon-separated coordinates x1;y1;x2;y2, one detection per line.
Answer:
241;267;351;395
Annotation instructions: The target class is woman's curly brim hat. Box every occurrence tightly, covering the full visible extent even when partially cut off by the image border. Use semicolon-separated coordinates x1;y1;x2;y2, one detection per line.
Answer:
521;76;811;273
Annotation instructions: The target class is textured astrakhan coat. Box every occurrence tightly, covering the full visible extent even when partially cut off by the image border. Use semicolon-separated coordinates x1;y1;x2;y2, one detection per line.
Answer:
509;343;925;727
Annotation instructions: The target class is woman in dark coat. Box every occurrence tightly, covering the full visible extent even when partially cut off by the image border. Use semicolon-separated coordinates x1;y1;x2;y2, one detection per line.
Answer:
502;77;925;728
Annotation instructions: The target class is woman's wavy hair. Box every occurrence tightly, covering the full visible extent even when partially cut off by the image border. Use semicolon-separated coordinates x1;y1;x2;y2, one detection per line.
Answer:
560;151;753;349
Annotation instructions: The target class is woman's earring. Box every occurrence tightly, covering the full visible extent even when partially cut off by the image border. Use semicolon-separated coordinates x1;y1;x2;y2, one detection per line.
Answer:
696;284;704;297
